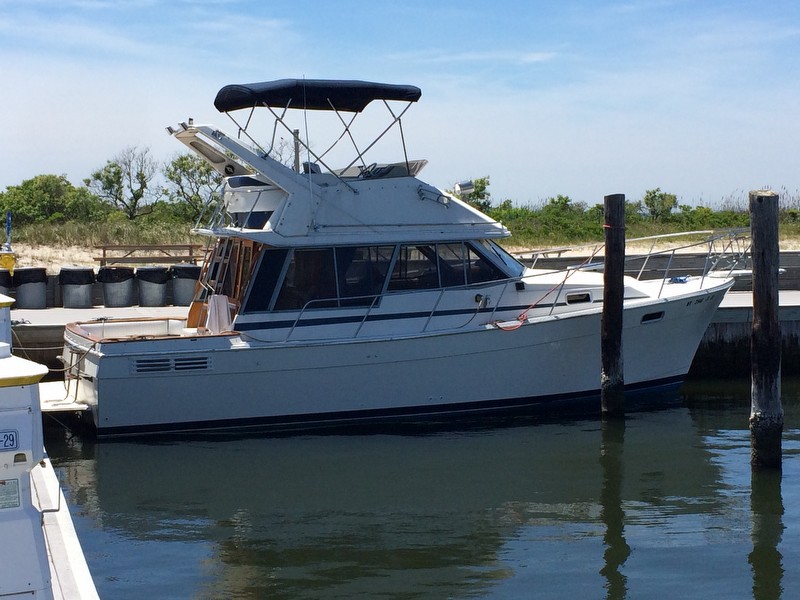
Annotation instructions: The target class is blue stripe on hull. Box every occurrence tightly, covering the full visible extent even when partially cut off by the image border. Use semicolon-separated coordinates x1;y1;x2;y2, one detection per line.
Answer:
234;302;577;331
95;375;686;438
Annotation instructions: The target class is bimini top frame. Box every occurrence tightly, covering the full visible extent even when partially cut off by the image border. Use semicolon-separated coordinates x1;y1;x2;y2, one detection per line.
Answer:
213;79;423;181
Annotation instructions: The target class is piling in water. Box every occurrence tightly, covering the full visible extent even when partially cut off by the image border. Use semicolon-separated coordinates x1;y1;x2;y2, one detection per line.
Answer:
601;194;625;417
749;190;782;469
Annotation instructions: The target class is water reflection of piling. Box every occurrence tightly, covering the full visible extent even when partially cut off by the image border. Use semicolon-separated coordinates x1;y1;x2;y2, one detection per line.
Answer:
749;190;783;469
599;418;629;599
749;469;784;600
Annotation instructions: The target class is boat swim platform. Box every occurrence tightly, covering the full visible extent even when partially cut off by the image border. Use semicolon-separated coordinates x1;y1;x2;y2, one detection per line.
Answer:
39;380;89;414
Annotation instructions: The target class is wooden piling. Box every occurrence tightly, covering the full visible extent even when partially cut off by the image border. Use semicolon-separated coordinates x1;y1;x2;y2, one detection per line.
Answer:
749;190;782;469
601;194;625;417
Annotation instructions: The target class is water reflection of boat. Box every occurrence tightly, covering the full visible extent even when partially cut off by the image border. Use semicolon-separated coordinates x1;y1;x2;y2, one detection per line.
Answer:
61;79;734;436
49;408;727;598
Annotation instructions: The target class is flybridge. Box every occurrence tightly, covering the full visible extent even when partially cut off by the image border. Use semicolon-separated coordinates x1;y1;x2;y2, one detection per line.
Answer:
165;78;502;243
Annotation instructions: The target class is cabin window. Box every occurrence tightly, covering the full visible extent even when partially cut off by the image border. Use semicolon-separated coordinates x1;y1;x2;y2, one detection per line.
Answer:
336;246;393;306
240;212;272;228
387;242;510;292
244;240;516;313
242;248;289;312
387;245;441;291
467;243;508;283
436;243;468;287
275;249;338;310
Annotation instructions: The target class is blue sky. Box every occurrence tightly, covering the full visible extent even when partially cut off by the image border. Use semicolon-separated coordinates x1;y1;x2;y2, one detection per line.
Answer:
2;0;799;208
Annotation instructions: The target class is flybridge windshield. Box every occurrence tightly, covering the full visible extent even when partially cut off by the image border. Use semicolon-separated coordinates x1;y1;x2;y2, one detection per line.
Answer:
214;79;422;113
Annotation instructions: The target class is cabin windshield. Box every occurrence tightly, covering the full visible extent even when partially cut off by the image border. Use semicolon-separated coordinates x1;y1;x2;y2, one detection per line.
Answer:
239;240;515;314
474;239;526;277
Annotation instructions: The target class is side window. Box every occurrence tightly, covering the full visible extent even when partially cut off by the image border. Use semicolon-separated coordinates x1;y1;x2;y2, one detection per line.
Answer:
242;248;288;313
436;243;467;287
336;246;393;305
275;249;337;310
388;245;440;291
467;244;508;284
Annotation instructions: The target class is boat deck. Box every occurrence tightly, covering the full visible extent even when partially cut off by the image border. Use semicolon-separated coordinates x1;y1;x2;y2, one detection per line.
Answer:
31;458;100;599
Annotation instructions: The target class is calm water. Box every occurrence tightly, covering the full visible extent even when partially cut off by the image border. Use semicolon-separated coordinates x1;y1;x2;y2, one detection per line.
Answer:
45;378;800;600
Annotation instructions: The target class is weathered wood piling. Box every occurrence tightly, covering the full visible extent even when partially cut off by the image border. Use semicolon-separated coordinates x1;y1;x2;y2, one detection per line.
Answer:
749;190;782;470
601;194;625;417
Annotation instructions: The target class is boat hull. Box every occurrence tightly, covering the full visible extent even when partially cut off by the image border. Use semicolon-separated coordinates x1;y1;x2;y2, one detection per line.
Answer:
64;280;731;436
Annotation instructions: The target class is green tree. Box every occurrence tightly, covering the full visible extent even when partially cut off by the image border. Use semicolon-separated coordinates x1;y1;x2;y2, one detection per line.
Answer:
642;187;677;222
162;153;224;221
0;174;108;225
85;146;158;219
64;186;113;222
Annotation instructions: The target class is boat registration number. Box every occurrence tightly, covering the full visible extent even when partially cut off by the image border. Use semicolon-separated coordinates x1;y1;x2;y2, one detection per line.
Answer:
1;430;18;451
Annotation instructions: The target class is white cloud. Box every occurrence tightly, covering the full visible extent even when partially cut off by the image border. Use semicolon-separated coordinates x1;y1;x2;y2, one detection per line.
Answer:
391;49;557;66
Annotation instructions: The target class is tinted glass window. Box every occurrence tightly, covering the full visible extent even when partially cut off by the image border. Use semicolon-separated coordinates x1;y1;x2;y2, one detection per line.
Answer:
436;243;467;287
388;245;440;291
242;248;288;312
473;239;524;277
275;249;337;310
467;244;508;283
336;246;393;305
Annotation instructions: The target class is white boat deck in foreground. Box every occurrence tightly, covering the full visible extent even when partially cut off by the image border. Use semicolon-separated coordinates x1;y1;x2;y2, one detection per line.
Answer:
1;294;99;599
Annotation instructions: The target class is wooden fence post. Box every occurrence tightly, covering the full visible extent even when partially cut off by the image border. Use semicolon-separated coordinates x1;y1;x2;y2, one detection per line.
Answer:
749;189;782;469
601;194;625;417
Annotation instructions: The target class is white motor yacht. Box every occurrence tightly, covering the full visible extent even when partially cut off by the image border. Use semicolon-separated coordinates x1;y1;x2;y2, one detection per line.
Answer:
61;79;735;436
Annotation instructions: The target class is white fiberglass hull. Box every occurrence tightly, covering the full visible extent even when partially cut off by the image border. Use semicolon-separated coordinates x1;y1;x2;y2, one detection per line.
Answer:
64;278;732;436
